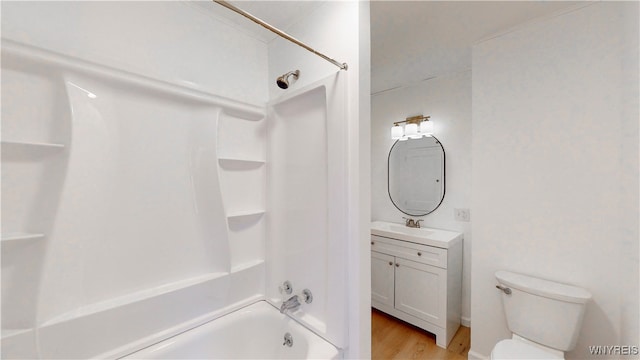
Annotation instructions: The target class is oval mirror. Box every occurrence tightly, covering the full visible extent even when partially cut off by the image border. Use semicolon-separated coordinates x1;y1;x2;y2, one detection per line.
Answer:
388;136;445;216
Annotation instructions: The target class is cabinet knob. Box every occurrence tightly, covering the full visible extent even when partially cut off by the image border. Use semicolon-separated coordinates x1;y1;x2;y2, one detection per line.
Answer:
417;252;422;256
388;261;393;266
395;263;400;267
371;241;374;245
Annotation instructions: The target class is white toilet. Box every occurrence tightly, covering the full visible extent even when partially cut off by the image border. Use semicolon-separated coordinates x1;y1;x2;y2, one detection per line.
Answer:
491;270;592;359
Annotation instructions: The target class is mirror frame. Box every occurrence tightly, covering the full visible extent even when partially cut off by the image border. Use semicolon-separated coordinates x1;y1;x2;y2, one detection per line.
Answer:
387;135;446;216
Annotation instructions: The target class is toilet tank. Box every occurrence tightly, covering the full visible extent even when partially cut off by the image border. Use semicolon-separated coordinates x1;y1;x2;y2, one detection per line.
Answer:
495;271;591;351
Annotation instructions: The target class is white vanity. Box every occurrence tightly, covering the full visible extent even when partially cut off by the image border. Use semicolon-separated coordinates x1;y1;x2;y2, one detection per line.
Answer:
370;221;463;348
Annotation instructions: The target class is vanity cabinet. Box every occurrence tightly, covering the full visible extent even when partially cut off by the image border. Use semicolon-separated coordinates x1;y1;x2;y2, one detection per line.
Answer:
371;251;395;306
371;231;462;348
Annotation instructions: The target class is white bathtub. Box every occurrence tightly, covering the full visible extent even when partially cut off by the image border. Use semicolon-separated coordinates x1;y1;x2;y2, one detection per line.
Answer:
122;301;341;359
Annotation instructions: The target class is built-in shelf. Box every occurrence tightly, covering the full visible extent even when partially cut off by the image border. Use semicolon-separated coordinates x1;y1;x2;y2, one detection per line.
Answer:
1;140;65;149
1;328;32;340
4;40;265;118
231;259;265;274
221;108;264;122
1;232;45;244
227;210;265;220
218;157;265;166
41;272;228;327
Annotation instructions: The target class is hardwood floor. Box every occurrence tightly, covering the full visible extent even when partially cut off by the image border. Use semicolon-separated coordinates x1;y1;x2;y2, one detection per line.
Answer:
371;309;470;360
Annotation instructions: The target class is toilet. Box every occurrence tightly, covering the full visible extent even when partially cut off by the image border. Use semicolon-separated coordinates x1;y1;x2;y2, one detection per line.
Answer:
491;270;592;359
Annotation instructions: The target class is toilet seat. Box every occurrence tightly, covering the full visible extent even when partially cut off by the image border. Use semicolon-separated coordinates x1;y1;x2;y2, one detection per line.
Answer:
491;339;564;360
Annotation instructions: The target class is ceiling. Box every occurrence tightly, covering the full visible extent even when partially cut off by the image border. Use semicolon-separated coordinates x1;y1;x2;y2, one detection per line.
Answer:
191;1;325;43
195;1;581;93
371;1;582;93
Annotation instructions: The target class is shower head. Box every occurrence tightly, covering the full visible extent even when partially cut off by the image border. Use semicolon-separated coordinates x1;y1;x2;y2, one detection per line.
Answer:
276;70;300;89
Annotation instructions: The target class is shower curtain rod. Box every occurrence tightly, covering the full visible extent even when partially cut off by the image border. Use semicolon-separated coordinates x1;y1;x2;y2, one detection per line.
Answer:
213;0;348;71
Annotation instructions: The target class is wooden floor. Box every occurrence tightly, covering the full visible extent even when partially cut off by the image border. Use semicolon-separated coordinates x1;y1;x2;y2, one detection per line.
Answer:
371;309;470;360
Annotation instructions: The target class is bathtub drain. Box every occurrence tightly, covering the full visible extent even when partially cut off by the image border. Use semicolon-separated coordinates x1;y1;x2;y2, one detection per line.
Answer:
283;332;293;347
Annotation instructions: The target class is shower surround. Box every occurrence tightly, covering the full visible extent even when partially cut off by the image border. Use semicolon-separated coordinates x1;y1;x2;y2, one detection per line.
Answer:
1;1;368;358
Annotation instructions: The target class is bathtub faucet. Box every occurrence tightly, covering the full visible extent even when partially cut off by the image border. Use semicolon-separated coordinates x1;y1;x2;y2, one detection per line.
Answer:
280;289;313;314
280;295;301;313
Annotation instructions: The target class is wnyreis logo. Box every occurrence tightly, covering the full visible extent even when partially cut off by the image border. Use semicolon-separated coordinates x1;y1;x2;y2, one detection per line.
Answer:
588;345;639;356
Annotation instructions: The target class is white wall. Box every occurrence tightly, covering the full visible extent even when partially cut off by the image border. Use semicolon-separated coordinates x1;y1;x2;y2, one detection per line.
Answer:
371;71;472;324
2;2;269;358
267;1;371;357
1;1;268;104
470;2;639;359
2;1;372;358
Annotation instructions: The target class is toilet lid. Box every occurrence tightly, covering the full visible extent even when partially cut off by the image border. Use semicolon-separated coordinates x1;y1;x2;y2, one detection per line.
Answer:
492;339;564;360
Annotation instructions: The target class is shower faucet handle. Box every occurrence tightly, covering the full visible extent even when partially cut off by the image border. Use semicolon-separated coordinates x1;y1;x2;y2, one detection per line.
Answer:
301;289;313;304
279;280;293;295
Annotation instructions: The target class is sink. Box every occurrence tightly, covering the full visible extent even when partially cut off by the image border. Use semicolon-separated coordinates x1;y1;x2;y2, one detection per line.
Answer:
371;221;462;248
386;224;434;236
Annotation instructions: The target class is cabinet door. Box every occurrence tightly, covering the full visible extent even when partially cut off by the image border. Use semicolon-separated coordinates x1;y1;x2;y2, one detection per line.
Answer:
394;257;447;327
371;251;395;307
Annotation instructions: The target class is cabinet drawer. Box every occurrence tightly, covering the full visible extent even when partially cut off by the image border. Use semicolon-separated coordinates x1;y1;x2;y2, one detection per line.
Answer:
371;235;447;269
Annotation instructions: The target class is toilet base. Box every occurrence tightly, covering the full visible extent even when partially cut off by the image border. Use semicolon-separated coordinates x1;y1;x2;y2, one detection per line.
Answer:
491;335;564;360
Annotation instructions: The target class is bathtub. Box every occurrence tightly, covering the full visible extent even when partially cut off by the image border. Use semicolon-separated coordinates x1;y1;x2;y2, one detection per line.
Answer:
122;301;341;359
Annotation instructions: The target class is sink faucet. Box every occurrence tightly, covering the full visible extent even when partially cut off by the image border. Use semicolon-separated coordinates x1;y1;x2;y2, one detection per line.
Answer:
280;295;301;313
403;217;423;228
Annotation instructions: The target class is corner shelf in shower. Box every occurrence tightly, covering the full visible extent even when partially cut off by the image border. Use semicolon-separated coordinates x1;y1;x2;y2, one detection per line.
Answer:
218;157;265;166
231;259;265;274
226;210;265;220
1;328;33;340
1;140;65;149
1;232;45;244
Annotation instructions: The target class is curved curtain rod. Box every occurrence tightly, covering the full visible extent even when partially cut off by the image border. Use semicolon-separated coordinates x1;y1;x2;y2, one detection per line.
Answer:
212;0;348;71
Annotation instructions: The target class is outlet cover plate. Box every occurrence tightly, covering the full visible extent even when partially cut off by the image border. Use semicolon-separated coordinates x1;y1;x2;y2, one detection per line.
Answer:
454;208;470;222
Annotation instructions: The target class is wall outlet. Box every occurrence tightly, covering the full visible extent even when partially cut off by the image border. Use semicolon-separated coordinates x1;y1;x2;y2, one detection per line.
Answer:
454;208;470;222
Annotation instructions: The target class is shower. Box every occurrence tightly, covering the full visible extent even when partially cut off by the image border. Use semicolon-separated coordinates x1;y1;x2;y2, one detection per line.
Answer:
276;70;300;89
1;0;355;358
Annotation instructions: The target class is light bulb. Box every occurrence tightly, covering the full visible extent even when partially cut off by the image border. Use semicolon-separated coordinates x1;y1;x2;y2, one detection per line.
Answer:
419;120;433;136
405;123;419;139
391;125;403;140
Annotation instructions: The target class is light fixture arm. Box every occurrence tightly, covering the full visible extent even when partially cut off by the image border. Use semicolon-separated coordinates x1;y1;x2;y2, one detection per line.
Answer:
393;115;430;126
391;114;433;140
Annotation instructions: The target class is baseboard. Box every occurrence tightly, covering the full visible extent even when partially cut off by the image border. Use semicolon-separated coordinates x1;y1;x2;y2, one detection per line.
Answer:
468;349;489;360
461;316;471;327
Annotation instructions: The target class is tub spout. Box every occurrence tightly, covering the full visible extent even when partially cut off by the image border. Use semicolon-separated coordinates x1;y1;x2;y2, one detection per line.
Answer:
280;295;301;314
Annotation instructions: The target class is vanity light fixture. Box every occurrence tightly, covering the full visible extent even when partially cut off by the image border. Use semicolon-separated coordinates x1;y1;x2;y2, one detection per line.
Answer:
390;115;432;140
